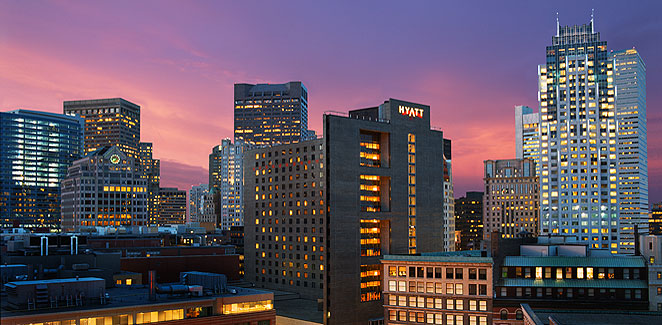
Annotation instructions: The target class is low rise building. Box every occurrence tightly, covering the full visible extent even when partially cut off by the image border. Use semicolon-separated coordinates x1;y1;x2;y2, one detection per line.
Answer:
639;234;662;311
382;252;493;325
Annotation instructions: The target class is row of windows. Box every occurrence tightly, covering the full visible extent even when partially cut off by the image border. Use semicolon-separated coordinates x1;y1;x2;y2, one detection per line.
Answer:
387;281;488;296
388;266;488;280
387;310;487;325
388;294;488;311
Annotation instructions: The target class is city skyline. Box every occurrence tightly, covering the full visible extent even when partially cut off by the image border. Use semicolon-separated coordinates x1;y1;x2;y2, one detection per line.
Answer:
1;1;661;203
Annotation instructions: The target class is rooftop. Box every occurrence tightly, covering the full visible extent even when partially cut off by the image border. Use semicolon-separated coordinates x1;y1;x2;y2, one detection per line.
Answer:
383;253;492;264
503;256;645;268
499;278;648;289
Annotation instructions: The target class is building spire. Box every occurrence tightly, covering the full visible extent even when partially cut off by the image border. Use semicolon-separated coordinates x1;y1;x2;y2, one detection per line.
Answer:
556;12;560;36
591;8;595;33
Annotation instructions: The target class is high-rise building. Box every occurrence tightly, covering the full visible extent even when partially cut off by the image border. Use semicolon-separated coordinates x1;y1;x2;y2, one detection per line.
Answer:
455;192;484;251
234;81;310;145
138;142;160;224
244;138;325;300
189;184;215;226
611;48;648;242
651;203;662;236
0;110;84;229
443;140;456;251
324;99;450;324
209;139;246;230
61;146;148;231
514;105;540;175
537;18;626;252
63;98;140;158
483;159;539;239
156;187;187;226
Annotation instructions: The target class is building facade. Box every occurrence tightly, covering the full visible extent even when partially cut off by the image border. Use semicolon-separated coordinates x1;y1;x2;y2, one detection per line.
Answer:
382;253;493;325
63;98;141;158
537;19;626;253
189;184;216;226
611;48;648;244
639;235;662;311
61;146;148;231
443;142;456;252
157;187;187;226
455;192;484;251
324;99;450;324
514;106;540;176
651;203;662;235
0;110;84;229
139;142;160;224
234;81;310;146
483;159;539;239
209;139;246;230
244;139;325;300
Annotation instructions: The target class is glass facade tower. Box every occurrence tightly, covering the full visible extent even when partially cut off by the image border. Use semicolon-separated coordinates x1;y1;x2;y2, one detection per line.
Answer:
0;110;84;229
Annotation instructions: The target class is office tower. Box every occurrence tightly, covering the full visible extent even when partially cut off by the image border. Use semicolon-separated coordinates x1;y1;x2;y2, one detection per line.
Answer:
324;99;449;324
189;184;215;226
611;49;648;242
0;110;84;229
139;142;160;224
245;138;325;300
443;141;456;251
234;81;310;145
382;253;494;325
61;146;148;231
515;105;541;175
483;159;539;239
537;18;624;252
651;203;662;236
63;98;140;158
209;139;246;230
454;192;484;250
156;187;187;226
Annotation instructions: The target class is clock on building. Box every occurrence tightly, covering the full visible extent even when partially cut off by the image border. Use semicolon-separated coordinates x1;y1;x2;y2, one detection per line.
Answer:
109;154;121;164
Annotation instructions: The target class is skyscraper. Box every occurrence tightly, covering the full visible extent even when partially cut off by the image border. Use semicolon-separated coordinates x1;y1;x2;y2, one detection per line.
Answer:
0;110;84;229
63;98;140;158
139;142;160;224
157;187;187;226
209;139;246;230
454;192;484;250
443;140;456;251
234;81;310;145
189;184;215;227
537;18;623;252
324;99;449;324
611;48;648;243
61;146;148;231
515;105;541;175
483;159;539;239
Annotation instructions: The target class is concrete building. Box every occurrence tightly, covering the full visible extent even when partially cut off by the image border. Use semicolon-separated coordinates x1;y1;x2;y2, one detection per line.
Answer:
651;203;662;235
515;106;540;176
611;48;648;245
189;184;216;228
382;252;493;325
61;146;148;231
537;19;627;253
157;187;187;226
63;98;141;159
455;192;484;251
139;142;160;224
639;235;662;311
209;139;246;230
0;110;84;229
323;99;450;324
234;81;311;146
443;144;456;251
483;159;539;239
244;138;325;300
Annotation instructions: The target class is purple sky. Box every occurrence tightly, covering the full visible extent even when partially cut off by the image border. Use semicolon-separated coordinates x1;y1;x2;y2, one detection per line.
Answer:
1;1;660;203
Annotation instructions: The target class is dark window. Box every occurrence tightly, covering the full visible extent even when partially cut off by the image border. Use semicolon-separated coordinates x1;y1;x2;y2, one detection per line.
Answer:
417;267;425;278
516;310;523;320
479;268;487;280
479;284;487;295
446;268;454;279
500;310;508;320
469;268;477;280
409;267;416;277
427;267;433;278
435;267;442;279
455;268;463;279
469;284;477;295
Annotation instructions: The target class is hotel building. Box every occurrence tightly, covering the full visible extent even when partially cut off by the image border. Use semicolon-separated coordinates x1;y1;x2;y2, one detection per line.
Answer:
382;253;493;325
210;139;246;230
537;19;625;252
244;138;325;300
61;146;148;231
0;110;84;229
514;106;540;176
611;48;648;248
483;159;539;239
63;98;141;158
234;81;312;146
324;99;450;324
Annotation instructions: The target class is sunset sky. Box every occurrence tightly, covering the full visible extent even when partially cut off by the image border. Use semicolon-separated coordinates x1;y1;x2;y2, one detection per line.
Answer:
1;1;660;203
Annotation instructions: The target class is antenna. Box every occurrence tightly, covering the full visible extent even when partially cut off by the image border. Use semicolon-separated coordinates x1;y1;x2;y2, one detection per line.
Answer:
556;12;560;36
591;8;594;33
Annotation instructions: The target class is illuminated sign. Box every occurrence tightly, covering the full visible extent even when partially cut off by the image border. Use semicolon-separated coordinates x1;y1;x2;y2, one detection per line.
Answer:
398;105;424;118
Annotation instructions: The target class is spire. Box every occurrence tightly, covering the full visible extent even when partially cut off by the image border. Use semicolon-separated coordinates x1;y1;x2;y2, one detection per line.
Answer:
591;8;595;33
556;12;560;36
